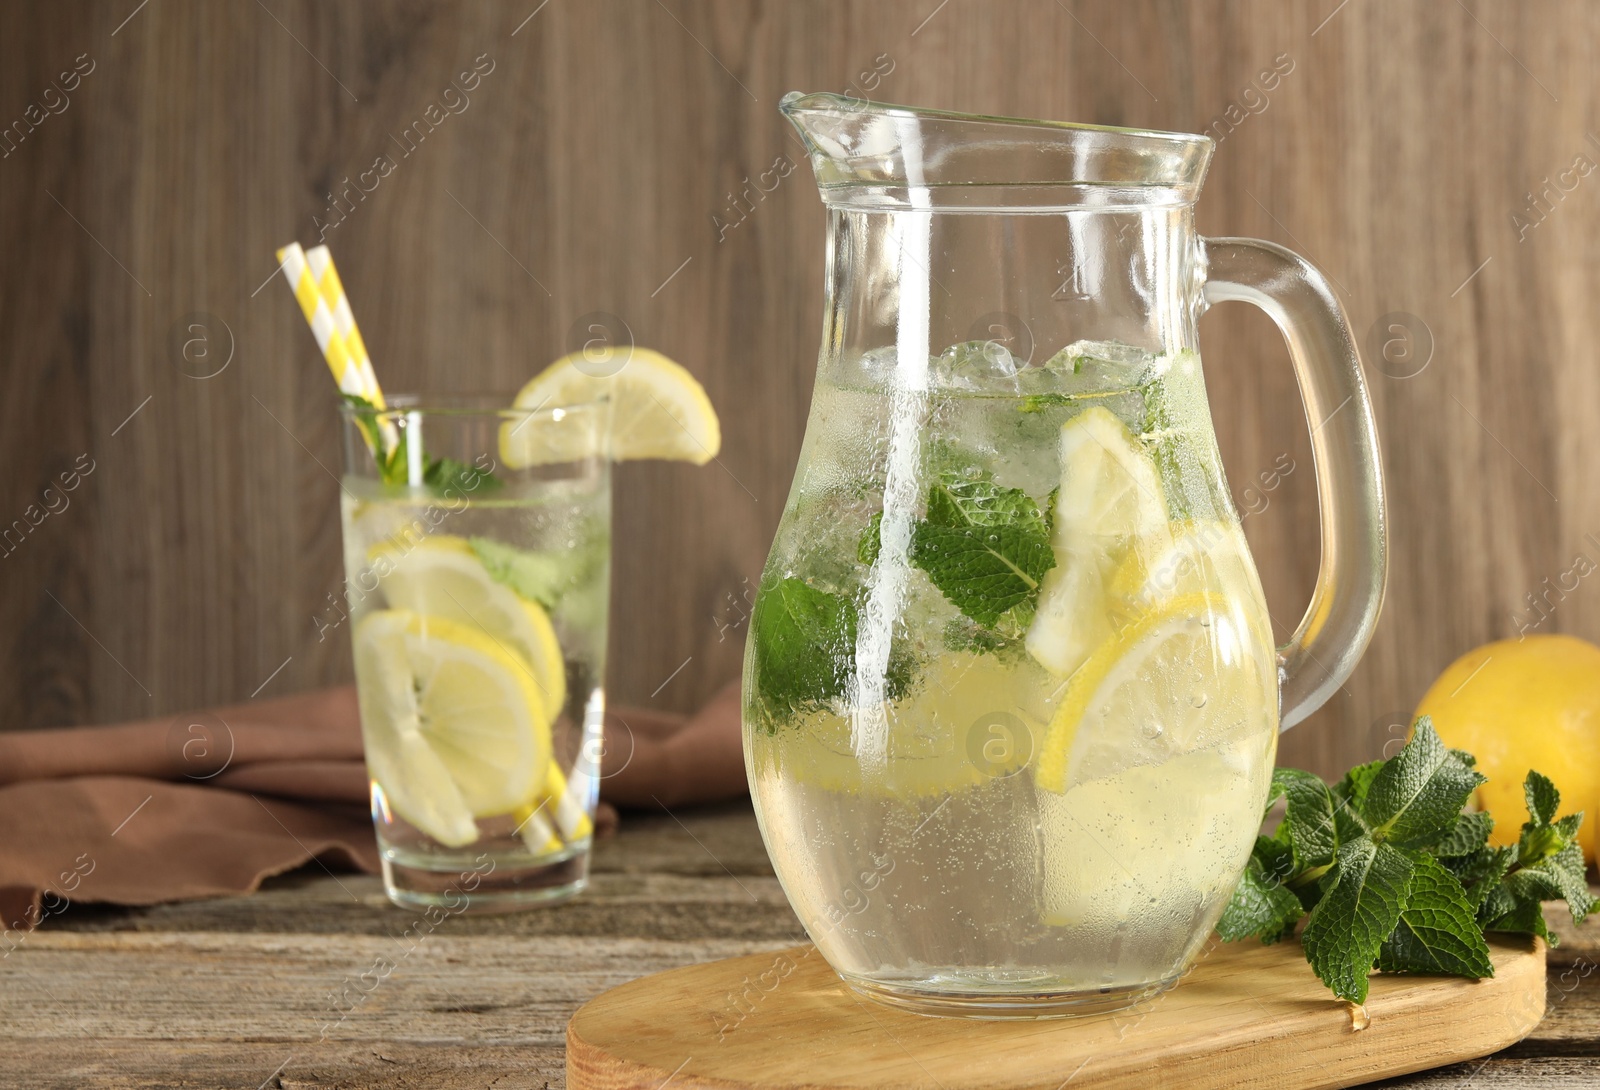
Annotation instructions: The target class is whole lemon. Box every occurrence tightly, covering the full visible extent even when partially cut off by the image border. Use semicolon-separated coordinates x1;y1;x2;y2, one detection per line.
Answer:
1413;635;1600;864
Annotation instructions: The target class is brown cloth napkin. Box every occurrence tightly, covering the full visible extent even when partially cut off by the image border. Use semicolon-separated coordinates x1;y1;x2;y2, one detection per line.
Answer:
0;681;745;931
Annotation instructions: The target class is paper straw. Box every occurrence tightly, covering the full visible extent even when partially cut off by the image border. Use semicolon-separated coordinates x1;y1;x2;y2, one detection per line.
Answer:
305;245;384;408
545;764;594;842
515;799;563;855
276;241;396;454
276;243;366;399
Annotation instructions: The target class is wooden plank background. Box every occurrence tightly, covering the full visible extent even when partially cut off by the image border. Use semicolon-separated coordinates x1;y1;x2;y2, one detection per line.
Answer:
0;0;1596;778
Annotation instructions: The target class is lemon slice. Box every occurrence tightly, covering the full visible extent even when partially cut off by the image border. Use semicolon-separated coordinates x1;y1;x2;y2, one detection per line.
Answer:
371;535;566;719
354;610;550;843
501;347;720;466
1035;593;1276;794
1052;405;1168;538
512;763;595;855
1025;546;1116;678
1037;742;1267;927
1109;520;1261;613
1026;406;1169;677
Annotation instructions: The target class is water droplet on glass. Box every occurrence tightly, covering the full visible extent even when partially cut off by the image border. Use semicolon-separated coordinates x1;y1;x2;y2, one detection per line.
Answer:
1191;692;1208;710
1142;718;1164;740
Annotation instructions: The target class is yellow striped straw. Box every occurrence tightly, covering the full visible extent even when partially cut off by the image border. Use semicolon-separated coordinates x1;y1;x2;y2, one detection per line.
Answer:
276;241;396;454
305;245;384;409
545;763;595;842
514;799;564;855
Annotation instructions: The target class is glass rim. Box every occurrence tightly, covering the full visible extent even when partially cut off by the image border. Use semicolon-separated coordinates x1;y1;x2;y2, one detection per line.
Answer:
337;391;610;420
781;91;1211;149
780;91;1213;205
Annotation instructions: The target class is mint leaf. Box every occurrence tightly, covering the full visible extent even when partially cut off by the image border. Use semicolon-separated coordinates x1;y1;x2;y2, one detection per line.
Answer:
1274;768;1347;870
1255;832;1298;887
341;394;503;495
1483;772;1595;931
1218;847;1304;943
1376;853;1494;978
1018;393;1075;414
1433;810;1494;858
424;456;502;495
341;392;388;471
1362;719;1486;847
469;537;567;610
931;472;1050;534
1483;894;1552;942
750;577;858;719
908;473;1054;628
1524;770;1561;825
857;512;883;566
1332;759;1385;820
1300;837;1415;1004
1504;844;1593;924
1456;844;1517;911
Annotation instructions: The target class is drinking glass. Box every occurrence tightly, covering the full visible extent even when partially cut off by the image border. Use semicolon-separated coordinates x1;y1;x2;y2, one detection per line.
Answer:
338;395;610;911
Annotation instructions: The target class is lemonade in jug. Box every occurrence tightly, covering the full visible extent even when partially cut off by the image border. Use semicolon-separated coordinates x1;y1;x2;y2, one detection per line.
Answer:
744;95;1386;1017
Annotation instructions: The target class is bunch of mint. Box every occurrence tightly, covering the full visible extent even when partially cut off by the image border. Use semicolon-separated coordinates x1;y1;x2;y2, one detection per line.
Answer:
1220;717;1593;1003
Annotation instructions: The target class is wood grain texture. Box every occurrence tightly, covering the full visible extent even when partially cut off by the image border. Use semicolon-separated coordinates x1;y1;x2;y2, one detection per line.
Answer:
1;803;1595;1089
566;939;1547;1090
0;1;1597;782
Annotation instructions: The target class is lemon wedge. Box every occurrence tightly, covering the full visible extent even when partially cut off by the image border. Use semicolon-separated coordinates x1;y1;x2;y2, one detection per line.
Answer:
1034;593;1275;794
1109;519;1263;614
1037;743;1267;927
354;610;550;844
1052;405;1168;538
371;535;566;719
1026;406;1169;677
500;347;720;466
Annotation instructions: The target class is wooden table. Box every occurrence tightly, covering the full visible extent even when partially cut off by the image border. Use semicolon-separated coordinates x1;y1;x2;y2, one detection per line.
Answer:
3;801;1596;1089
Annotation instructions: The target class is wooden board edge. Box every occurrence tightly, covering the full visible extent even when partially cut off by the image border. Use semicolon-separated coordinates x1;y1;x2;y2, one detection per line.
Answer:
1187;938;1549;1090
565;939;1549;1090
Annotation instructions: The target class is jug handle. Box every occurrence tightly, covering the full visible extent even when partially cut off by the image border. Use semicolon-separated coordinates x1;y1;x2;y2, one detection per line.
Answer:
1202;237;1387;731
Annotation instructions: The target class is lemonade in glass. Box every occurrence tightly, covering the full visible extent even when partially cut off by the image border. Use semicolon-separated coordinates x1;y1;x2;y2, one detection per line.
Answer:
339;396;610;910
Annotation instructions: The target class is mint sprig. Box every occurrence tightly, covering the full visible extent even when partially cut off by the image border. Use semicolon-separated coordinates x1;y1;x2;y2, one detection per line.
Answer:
342;393;503;494
1222;717;1594;1004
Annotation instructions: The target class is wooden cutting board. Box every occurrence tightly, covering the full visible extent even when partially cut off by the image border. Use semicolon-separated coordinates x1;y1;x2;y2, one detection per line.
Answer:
566;937;1545;1090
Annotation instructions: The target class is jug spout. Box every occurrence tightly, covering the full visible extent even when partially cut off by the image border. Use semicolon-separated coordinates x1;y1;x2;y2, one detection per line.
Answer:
780;92;1213;208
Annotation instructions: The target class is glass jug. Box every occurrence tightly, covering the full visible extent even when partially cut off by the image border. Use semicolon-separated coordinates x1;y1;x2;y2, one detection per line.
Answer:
743;94;1386;1018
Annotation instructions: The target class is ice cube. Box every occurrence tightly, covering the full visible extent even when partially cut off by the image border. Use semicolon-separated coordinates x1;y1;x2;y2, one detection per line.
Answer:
1037;340;1160;396
929;340;1021;392
828;346;900;390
